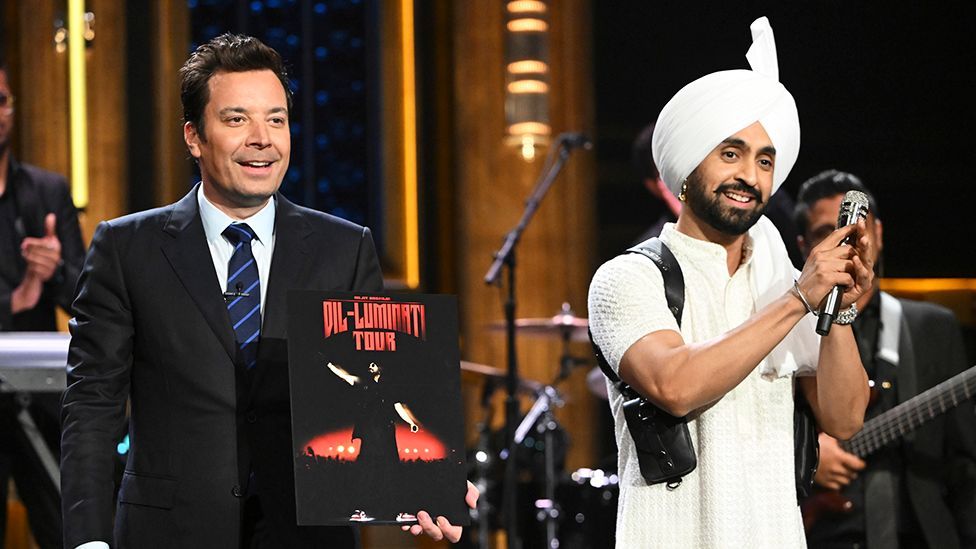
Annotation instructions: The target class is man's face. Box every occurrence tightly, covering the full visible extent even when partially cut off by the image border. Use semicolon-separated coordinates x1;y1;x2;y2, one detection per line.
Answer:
0;69;13;153
184;69;290;213
799;193;882;266
684;121;775;236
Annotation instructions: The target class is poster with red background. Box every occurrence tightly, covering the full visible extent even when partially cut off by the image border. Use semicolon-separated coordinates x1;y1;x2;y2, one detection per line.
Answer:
287;290;467;526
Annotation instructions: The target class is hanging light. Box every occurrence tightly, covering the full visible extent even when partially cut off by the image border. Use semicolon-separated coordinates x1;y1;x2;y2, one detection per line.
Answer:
504;0;550;161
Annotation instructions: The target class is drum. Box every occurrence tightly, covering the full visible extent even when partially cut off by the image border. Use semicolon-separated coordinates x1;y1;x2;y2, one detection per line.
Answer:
556;467;618;548
466;422;569;524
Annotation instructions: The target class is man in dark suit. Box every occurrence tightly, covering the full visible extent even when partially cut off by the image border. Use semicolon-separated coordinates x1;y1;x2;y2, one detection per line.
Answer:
0;59;84;549
794;170;976;549
60;34;471;549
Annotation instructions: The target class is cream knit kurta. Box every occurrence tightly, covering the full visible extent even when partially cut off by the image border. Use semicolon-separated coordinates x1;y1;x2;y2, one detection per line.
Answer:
588;224;808;548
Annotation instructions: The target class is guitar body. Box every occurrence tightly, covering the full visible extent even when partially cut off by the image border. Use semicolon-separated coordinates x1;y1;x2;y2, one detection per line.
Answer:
800;487;854;531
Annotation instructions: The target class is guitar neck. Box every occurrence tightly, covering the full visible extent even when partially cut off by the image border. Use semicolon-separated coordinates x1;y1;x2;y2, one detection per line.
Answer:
842;365;976;458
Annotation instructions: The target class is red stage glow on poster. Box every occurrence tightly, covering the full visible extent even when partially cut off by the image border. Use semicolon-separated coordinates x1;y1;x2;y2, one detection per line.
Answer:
304;425;447;461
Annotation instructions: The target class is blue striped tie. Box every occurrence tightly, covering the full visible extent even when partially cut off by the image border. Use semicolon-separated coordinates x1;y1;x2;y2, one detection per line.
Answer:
223;223;261;370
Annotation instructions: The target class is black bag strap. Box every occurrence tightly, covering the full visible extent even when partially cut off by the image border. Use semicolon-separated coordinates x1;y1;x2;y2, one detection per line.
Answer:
590;238;696;488
592;237;684;388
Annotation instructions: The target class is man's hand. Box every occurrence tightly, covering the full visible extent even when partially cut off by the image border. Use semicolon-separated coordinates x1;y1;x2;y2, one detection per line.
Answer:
796;221;873;310
813;433;866;491
21;213;63;282
10;272;43;313
401;481;479;543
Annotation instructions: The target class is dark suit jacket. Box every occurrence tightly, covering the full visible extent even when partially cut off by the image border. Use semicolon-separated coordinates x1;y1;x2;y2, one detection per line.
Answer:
897;298;976;549
0;157;85;331
61;186;383;548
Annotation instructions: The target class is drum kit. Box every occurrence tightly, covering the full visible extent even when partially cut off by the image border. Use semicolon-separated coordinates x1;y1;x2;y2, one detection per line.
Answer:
462;303;617;549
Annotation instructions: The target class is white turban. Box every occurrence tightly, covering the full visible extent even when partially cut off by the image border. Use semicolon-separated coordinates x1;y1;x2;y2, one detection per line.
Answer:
652;17;799;197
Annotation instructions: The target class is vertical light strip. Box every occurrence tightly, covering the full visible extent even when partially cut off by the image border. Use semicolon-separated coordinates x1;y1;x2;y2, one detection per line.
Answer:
400;0;420;288
67;0;89;209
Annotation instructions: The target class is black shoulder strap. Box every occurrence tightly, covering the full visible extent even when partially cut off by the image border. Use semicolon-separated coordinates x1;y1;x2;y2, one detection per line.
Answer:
627;238;685;328
592;237;684;385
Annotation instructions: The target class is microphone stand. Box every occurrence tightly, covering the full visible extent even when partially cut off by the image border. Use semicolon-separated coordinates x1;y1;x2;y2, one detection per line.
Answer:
473;377;499;549
512;384;562;549
484;136;584;549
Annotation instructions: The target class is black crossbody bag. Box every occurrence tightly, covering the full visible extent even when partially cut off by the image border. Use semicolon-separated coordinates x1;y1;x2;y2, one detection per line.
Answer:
591;237;819;497
591;238;696;489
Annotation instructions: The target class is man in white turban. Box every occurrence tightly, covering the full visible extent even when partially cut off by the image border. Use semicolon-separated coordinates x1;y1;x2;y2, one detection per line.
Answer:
589;17;873;547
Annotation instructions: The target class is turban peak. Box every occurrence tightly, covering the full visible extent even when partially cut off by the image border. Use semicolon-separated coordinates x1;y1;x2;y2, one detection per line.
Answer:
652;17;800;197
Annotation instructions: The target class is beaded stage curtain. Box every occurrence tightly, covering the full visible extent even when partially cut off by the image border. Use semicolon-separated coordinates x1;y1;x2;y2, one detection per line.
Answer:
188;0;375;229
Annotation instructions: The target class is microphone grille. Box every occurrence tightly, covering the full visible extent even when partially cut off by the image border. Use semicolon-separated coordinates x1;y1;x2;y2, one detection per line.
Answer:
844;190;869;210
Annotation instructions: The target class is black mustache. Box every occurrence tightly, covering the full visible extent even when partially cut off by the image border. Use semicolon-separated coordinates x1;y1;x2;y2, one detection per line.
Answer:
714;183;763;203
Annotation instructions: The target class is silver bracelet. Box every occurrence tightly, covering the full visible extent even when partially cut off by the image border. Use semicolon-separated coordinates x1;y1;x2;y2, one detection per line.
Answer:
792;280;817;316
833;303;859;325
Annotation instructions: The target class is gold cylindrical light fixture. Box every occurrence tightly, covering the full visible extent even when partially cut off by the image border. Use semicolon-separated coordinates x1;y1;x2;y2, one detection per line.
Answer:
67;0;91;209
399;0;420;288
504;0;550;161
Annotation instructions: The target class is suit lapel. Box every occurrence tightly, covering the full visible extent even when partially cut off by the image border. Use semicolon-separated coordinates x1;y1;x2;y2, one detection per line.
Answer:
261;195;312;340
10;159;42;237
248;196;312;400
160;186;238;362
895;301;918;445
895;313;918;405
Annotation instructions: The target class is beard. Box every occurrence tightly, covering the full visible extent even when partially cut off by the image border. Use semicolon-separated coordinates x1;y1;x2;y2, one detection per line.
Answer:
684;171;766;236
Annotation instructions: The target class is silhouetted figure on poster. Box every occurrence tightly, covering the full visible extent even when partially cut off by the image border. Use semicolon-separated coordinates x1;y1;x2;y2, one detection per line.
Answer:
327;361;422;522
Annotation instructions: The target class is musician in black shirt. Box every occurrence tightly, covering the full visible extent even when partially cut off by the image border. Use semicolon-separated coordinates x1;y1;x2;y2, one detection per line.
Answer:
0;59;85;549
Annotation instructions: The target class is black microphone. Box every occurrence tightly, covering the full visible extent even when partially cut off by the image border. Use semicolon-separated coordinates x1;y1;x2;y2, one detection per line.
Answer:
223;282;250;301
815;190;869;335
558;132;593;150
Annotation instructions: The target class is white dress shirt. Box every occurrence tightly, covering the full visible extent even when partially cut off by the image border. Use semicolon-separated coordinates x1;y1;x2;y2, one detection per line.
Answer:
197;187;276;318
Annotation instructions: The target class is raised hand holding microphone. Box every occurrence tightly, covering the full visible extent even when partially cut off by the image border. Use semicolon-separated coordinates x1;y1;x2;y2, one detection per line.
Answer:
815;191;870;334
794;191;874;335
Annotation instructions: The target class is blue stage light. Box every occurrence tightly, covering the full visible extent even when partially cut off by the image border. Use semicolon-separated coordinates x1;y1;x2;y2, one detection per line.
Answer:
117;435;130;455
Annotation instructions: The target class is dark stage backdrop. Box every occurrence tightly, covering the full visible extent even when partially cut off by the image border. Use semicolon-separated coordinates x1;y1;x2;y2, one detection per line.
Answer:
187;0;377;232
593;3;976;277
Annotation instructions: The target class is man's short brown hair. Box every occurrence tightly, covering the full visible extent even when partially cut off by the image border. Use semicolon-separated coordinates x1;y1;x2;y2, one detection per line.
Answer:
179;33;292;140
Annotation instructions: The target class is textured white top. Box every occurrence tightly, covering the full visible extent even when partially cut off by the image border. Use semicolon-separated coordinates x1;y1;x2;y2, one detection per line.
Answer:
588;224;808;548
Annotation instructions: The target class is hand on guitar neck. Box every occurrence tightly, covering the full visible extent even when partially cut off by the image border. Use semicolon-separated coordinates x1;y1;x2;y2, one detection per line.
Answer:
814;433;866;491
812;381;882;491
802;383;881;530
813;377;883;493
800;433;866;531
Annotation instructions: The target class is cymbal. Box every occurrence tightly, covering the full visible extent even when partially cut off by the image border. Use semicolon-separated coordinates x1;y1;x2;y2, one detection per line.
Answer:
460;360;505;378
460;361;542;393
488;303;590;342
488;315;589;342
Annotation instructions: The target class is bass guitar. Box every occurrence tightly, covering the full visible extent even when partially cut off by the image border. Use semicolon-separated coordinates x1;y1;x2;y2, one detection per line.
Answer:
801;364;976;530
